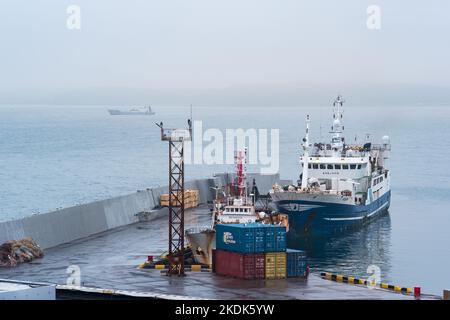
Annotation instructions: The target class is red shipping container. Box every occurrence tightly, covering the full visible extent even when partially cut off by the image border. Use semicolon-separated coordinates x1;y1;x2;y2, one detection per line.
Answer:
214;250;265;280
215;249;231;276
254;254;265;279
211;249;216;273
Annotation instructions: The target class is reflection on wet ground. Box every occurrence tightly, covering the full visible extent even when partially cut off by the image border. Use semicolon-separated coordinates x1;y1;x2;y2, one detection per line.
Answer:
0;207;412;299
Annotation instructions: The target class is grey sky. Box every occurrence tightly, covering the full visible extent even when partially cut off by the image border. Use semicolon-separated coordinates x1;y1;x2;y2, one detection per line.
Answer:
1;0;449;106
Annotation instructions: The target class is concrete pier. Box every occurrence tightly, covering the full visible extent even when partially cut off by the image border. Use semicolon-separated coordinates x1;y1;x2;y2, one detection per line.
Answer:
0;203;422;300
0;173;285;249
0;172;426;300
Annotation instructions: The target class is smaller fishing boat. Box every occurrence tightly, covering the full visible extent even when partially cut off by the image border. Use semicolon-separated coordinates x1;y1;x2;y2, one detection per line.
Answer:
185;150;288;265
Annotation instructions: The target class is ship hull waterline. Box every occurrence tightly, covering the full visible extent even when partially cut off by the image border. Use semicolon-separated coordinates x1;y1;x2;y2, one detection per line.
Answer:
271;190;391;240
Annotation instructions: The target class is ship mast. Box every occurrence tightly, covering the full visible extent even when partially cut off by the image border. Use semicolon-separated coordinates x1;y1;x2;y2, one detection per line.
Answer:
300;115;311;190
331;95;345;156
235;148;247;203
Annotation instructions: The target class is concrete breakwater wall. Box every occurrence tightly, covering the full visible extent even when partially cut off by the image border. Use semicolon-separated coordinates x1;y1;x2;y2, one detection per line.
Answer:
0;173;286;249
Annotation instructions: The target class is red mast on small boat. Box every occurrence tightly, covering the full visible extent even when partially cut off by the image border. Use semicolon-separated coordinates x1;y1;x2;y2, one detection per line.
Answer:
235;149;247;200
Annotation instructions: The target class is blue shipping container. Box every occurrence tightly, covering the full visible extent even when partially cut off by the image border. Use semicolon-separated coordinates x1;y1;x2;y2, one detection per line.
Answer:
253;225;266;253
264;225;276;252
264;225;287;252
216;224;263;253
286;248;307;278
275;226;287;252
216;223;287;254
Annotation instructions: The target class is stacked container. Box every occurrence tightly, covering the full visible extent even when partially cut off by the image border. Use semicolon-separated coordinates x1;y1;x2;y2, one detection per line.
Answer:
216;224;264;253
263;224;286;252
286;249;308;278
215;223;290;280
215;223;287;253
262;224;287;279
215;224;266;280
214;250;265;280
264;252;287;279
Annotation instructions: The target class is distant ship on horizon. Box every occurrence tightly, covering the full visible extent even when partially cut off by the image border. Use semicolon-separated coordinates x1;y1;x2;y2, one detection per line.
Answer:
108;106;155;116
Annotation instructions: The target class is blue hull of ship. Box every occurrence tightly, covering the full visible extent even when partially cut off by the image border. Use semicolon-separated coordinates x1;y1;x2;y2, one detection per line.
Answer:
273;191;391;238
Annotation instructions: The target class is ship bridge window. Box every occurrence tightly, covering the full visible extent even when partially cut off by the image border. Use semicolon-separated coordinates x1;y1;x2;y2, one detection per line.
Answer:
357;164;362;169
313;164;319;169
320;164;326;169
327;164;333;169
335;164;341;170
343;164;349;169
308;164;312;169
350;164;356;169
373;178;382;186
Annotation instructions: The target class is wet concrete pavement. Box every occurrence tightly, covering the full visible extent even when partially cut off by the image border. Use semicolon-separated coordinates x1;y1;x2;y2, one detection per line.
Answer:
0;205;416;299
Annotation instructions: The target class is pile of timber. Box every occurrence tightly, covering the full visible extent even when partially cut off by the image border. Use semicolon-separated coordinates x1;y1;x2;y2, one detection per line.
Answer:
160;189;199;209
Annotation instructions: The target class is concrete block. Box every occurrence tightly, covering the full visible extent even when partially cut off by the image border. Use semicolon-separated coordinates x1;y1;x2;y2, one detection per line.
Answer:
247;173;280;194
104;195;136;229
22;200;108;249
150;186;169;206
190;179;215;204
212;173;230;186
136;207;169;222
0;220;26;244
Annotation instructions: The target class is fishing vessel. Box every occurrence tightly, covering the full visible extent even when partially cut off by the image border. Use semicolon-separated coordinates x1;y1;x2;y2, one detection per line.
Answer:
269;95;391;237
185;150;261;265
107;106;155;115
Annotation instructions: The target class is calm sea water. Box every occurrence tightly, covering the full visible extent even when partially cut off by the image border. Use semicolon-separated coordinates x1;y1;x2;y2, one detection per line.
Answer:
1;105;449;295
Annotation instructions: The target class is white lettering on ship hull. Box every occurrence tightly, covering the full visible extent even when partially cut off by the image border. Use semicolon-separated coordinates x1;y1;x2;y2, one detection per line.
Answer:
279;204;323;212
